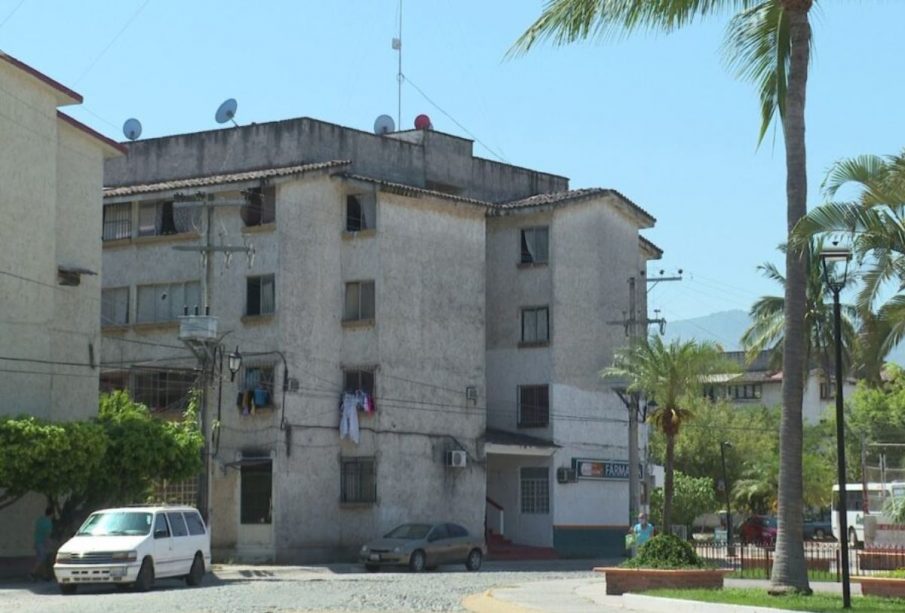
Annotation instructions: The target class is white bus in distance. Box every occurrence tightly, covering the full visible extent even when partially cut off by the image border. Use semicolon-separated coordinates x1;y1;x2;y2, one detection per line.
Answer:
831;482;905;547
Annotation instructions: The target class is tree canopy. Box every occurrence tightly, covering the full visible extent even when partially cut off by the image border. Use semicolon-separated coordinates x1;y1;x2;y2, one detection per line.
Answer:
0;391;203;535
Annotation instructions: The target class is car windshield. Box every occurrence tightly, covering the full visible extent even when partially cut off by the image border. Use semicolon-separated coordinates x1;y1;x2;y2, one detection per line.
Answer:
384;524;432;539
77;512;152;536
763;517;777;528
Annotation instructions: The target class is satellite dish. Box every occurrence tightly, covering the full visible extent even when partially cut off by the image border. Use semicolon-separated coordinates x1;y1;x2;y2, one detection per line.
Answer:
215;98;238;126
373;114;395;135
122;118;142;141
414;114;432;130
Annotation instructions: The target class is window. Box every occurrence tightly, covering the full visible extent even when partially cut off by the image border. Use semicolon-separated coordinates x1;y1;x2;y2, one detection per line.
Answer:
521;306;549;343
520;467;550;514
520;227;549;264
153;514;170;537
246;274;275;316
241;365;274;408
728;384;762;400
343;281;375;322
346;194;376;232
820;380;836;400
136;281;201;323
166;512;188;537
428;524;449;541
132;370;196;413
241;460;272;524
183;512;206;536
100;372;127;394
102;203;131;240
518;385;549;428
101;287;130;326
447;523;469;538
343;369;375;395
340;457;376;504
137;201;177;237
241;186;276;226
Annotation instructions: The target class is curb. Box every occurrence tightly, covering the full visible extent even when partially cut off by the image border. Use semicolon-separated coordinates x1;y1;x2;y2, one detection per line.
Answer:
623;593;799;613
462;589;545;613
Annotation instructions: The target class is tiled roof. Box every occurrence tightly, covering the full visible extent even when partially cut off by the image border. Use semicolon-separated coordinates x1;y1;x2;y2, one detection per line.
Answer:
103;161;350;197
494;188;656;226
343;174;490;207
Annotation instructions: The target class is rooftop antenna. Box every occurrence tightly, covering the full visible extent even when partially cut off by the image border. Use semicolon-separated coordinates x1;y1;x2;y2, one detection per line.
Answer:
122;118;142;141
374;114;395;135
215;98;239;127
392;0;403;128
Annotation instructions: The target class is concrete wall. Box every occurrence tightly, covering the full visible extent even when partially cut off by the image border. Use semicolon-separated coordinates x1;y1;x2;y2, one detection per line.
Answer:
104;117;568;203
486;455;554;548
484;196;650;553
101;174;488;562
0;60;108;560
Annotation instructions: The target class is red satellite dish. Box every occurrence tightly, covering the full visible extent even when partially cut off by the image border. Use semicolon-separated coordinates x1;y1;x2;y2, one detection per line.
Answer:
414;114;432;130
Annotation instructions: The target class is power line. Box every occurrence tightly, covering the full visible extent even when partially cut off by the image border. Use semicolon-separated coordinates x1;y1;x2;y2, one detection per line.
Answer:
0;0;26;30
73;0;152;86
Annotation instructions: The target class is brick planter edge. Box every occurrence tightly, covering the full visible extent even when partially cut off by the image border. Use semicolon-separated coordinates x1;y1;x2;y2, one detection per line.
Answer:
594;566;730;596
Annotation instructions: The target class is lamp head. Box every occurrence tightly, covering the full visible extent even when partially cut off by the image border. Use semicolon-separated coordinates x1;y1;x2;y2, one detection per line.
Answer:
819;245;852;291
227;346;242;381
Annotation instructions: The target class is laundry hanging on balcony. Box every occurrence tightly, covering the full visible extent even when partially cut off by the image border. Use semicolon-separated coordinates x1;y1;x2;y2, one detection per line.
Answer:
339;392;360;444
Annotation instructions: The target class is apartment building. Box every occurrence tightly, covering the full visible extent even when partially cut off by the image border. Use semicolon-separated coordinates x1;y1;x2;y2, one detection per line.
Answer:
100;116;659;560
0;53;123;564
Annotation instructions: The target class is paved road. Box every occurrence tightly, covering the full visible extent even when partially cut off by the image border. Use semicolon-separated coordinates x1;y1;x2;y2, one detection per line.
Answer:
0;560;621;613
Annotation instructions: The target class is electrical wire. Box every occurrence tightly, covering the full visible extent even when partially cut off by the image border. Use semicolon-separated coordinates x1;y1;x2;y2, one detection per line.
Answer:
0;0;26;30
72;0;152;86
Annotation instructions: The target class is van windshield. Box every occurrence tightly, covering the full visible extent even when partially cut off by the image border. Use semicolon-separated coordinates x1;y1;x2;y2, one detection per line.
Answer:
77;512;152;536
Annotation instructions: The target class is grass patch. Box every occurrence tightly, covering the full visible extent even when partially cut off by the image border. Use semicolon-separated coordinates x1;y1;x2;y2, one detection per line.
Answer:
644;587;905;612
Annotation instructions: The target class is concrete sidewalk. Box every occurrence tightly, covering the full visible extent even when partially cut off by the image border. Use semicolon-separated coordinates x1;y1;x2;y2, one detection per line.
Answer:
462;577;862;613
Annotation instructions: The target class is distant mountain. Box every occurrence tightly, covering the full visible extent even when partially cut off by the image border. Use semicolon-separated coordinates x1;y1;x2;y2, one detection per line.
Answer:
662;309;905;366
661;310;750;351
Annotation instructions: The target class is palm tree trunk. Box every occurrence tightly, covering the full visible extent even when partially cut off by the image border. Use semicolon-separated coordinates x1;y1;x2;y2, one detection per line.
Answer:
663;431;675;531
770;2;812;596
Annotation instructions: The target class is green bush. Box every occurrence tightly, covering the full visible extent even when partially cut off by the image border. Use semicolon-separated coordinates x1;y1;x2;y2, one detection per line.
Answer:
622;534;706;569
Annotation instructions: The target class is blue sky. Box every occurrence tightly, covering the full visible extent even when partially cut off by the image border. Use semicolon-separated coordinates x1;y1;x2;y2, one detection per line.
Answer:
3;1;903;324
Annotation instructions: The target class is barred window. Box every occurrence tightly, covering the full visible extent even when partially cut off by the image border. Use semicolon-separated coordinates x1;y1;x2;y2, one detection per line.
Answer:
341;457;376;504
102;203;132;241
343;369;375;395
518;385;549;428
137;201;177;237
520;467;550;514
131;370;196;413
241;186;276;227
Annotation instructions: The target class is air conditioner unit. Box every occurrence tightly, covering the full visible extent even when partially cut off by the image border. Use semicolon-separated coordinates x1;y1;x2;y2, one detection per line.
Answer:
557;467;576;484
445;450;467;468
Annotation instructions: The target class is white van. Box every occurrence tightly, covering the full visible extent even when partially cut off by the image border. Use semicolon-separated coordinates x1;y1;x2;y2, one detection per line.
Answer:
54;505;211;595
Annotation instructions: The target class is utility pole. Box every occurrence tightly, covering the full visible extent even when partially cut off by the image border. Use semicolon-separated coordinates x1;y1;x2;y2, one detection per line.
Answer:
173;192;254;522
608;272;680;525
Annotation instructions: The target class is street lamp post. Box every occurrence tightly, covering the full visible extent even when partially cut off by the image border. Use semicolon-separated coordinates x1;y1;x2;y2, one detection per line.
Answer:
720;441;733;555
820;246;852;609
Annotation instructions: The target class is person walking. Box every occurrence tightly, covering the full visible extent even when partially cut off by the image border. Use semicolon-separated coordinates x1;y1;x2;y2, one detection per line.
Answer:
30;506;53;580
629;512;655;556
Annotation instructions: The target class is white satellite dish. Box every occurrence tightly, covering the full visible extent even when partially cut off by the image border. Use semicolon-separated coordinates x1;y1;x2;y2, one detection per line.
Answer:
122;118;142;141
373;114;395;135
215;98;238;126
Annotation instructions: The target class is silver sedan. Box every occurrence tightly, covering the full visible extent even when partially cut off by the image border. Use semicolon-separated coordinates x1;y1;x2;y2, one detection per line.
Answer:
359;522;485;572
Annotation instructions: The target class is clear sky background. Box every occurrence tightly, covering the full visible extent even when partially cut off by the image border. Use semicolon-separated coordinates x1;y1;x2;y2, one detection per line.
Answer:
2;1;903;324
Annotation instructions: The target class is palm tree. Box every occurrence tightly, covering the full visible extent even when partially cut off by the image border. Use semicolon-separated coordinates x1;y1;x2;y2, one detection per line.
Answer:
603;337;729;529
793;151;905;381
512;0;817;593
742;240;857;385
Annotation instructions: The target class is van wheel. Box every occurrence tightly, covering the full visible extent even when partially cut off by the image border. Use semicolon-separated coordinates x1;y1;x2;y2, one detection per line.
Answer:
59;584;77;595
134;558;154;592
185;553;204;586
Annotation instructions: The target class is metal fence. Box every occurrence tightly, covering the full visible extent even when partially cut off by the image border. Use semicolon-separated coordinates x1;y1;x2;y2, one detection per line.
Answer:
692;541;905;580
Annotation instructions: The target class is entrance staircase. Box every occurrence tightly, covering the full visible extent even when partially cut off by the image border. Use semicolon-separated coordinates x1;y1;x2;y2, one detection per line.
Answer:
486;531;558;561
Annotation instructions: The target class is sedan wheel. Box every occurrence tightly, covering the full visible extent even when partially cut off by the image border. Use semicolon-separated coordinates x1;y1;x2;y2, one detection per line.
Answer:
409;550;426;573
465;549;483;572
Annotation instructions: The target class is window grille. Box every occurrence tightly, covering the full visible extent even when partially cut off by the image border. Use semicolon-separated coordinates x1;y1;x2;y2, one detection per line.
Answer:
341;457;376;503
520;467;550;514
102;203;132;240
343;369;375;395
518;385;550;428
